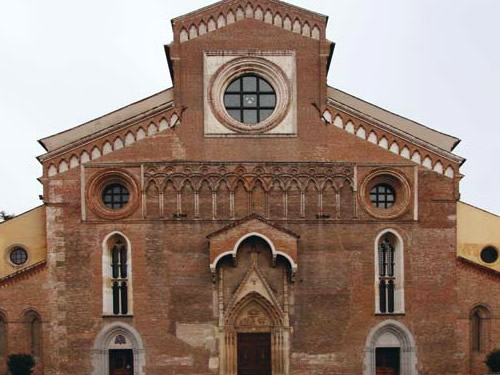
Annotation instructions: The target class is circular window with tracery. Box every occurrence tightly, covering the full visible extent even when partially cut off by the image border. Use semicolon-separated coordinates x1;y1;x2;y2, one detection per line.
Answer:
102;183;130;210
370;183;396;209
9;247;28;265
224;74;276;124
208;56;292;134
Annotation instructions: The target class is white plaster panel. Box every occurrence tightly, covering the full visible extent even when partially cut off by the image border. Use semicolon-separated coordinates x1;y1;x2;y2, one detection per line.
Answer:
204;51;297;137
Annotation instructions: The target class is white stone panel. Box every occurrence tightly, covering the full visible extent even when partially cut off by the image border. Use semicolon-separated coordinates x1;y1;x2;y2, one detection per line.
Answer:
102;141;112;155
114;137;124;150
80;151;90;164
218;14;226;28
378;137;389;149
356;126;366;139
48;164;57;177
198;21;207;36
264;10;273;24
59;160;68;173
136;128;146;140
208;17;216;31
255;7;263;21
180;28;188;43
312;25;320;40
147;122;157;136
91;146;101;160
411;151;421;164
159;118;169;131
401;147;410;159
433;161;443;174
345;121;355;134
227;10;235;25
69;155;79;168
333;115;343;128
125;132;135;146
368;131;377;144
423;156;433;169
389;141;399;154
302;23;311;37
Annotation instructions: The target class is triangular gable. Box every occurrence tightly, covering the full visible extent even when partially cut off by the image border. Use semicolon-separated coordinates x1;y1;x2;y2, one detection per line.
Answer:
323;86;464;179
172;0;327;44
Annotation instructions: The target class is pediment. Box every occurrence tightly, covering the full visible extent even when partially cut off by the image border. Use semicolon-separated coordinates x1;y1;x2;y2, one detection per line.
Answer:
207;214;299;281
172;0;327;44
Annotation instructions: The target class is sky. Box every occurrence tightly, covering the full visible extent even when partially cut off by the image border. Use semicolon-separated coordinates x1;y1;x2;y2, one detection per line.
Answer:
0;0;499;215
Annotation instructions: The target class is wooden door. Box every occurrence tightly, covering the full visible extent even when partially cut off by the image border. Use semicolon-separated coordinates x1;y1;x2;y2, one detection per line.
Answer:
109;349;134;375
376;348;400;375
237;333;271;375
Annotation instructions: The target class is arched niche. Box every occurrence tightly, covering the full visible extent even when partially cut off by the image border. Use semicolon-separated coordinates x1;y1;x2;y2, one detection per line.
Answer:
92;322;145;375
363;320;417;375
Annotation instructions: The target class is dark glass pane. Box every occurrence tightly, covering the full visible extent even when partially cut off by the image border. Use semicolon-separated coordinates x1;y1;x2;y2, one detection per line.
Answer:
112;248;119;278
242;76;257;91
379;280;386;313
481;246;498;263
388;280;395;313
388;246;395;276
121;282;128;315
370;183;396;209
259;109;274;121
228;110;241;122
226;80;240;92
112;282;120;315
120;247;127;278
10;248;28;265
378;246;385;277
102;183;129;210
243;110;258;124
259;79;273;92
260;94;276;107
224;94;240;107
243;94;257;108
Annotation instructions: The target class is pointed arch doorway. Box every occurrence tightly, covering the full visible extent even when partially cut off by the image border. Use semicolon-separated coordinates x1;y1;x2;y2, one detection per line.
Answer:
210;227;296;375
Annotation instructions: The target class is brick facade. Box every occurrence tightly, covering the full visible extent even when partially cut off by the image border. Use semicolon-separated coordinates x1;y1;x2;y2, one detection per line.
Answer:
0;1;498;375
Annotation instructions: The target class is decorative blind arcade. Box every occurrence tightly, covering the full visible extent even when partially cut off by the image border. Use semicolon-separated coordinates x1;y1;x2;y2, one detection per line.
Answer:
379;237;395;313
111;240;128;315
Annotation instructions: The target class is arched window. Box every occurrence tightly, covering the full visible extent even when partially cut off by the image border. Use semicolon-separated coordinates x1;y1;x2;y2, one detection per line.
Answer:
471;305;490;353
0;313;6;360
375;231;404;314
103;233;132;315
23;310;42;360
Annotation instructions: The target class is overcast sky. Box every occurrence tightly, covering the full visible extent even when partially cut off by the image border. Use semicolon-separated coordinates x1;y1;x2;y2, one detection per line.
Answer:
0;0;498;215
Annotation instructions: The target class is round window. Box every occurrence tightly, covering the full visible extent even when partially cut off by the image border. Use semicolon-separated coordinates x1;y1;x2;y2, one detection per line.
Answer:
370;183;396;209
480;246;498;264
10;247;28;265
102;183;130;210
224;74;276;124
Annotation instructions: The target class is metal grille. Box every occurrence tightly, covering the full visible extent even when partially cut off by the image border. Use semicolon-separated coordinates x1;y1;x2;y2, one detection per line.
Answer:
102;183;130;210
370;183;396;209
10;247;28;265
224;74;276;124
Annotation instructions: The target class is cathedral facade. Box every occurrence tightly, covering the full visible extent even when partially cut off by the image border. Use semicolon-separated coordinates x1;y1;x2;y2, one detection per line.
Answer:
1;1;499;375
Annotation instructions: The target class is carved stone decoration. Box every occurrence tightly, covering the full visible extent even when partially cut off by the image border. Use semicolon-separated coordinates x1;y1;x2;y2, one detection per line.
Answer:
235;302;272;329
114;334;126;345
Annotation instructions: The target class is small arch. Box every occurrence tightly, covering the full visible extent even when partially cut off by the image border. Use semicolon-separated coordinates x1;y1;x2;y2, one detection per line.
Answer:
208;17;216;31
113;137;124;150
236;6;245;21
368;131;378;144
210;233;297;276
125;131;135;146
444;166;455;178
364;320;417;375
311;25;320;40
345;121;355;134
102;141;113;155
274;13;283;27
217;13;226;28
69;155;79;168
302;22;311;37
411;151;421;164
422;156;433;169
322;110;332;124
92;321;146;375
59;160;68;173
264;9;273;24
378;137;389;149
198;21;207;36
189;24;198;39
333;114;344;128
159;118;169;131
179;28;188;43
136;127;146;141
91;146;101;160
389;141;400;154
245;3;254;18
147;122;157;136
433;161;443;174
283;16;292;30
227;10;236;24
401;146;410;159
80;151;90;164
22;309;42;361
292;19;301;34
254;6;263;21
356;126;366;139
170;113;179;127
